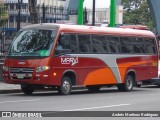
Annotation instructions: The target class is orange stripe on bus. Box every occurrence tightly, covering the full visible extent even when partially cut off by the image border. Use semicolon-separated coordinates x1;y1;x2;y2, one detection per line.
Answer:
84;68;117;85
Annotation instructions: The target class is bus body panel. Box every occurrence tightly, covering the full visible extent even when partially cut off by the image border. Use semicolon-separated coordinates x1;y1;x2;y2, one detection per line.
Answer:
117;55;158;83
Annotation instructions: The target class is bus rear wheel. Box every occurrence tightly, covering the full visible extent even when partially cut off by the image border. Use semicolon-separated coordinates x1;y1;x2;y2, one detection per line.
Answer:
58;77;72;95
86;85;101;92
117;75;134;92
21;85;35;95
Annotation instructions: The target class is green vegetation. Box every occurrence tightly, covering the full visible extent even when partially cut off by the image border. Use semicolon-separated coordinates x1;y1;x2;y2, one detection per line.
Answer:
0;2;8;27
122;0;153;30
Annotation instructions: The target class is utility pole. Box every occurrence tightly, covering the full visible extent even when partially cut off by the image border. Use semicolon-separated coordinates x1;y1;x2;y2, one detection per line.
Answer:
110;0;116;27
42;3;45;23
92;0;95;26
17;0;21;31
78;0;83;25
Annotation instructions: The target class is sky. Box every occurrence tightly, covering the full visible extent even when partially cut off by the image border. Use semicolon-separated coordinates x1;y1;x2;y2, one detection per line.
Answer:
84;0;110;9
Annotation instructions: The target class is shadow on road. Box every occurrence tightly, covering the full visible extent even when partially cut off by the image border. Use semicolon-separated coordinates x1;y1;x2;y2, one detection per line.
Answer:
7;86;152;97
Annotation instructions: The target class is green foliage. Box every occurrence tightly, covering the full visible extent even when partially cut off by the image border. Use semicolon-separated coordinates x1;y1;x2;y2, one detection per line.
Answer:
0;4;8;27
122;0;153;30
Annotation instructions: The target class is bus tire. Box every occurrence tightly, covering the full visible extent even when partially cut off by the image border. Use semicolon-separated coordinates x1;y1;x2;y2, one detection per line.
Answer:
21;85;35;95
58;77;72;95
117;75;134;92
86;85;101;93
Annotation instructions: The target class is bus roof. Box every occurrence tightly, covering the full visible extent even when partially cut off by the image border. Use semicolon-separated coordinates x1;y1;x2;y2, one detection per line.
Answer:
120;25;149;30
22;23;155;38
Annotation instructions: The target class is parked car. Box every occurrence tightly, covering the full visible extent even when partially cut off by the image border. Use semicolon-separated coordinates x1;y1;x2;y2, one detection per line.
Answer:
137;61;160;87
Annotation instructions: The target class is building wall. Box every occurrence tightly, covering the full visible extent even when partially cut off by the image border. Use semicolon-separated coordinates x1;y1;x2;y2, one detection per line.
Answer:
5;1;30;29
37;0;65;7
87;8;110;24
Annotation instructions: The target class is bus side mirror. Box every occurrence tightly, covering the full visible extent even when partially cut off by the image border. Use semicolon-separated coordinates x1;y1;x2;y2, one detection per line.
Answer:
55;48;71;56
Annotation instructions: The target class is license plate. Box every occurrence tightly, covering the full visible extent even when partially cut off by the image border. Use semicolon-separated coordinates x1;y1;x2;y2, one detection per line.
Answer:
17;74;25;79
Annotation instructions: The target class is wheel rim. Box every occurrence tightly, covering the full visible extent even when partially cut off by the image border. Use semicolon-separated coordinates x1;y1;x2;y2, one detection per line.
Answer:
126;77;133;90
62;80;70;93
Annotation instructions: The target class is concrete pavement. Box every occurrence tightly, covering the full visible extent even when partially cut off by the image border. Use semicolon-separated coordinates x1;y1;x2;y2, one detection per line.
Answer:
0;81;21;94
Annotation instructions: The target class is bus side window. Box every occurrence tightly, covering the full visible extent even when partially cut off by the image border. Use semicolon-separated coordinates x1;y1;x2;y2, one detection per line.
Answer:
120;37;133;53
70;35;78;53
132;38;145;54
78;35;92;53
108;37;120;54
145;38;156;54
55;34;71;55
58;34;70;50
92;35;107;53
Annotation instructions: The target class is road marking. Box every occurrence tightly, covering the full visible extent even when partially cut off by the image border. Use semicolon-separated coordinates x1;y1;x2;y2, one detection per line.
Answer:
64;104;131;111
0;99;40;104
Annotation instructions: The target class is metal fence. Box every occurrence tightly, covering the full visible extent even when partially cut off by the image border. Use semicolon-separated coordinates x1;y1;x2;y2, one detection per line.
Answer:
0;4;78;58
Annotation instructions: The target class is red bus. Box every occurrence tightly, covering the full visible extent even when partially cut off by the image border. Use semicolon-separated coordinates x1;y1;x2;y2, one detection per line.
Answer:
3;23;158;95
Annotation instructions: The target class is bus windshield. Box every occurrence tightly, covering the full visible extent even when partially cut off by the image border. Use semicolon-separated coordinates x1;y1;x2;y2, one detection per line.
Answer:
8;29;57;57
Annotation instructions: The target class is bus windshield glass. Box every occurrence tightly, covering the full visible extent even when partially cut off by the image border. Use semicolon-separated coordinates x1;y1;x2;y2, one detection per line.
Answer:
8;29;57;57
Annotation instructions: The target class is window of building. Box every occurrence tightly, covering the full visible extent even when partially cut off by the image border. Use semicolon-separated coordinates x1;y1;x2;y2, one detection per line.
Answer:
20;16;26;22
9;16;14;22
21;5;26;9
10;4;14;10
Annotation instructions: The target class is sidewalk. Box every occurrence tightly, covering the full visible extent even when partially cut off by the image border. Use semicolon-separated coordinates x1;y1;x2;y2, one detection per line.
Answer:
0;81;21;94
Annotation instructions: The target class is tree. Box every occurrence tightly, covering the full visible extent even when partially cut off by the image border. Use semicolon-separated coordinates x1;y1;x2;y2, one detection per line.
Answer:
0;1;8;42
28;0;39;24
0;1;8;27
122;0;153;30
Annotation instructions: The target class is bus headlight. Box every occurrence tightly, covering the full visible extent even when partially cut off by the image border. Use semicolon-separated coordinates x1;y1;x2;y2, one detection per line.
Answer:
36;66;50;72
3;66;9;72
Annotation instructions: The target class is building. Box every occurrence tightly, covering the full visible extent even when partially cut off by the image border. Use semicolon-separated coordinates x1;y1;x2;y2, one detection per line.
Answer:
3;0;76;32
37;0;66;8
5;0;29;32
86;8;110;24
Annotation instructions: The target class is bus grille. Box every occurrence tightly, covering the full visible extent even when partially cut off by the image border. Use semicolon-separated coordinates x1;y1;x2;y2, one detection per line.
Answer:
10;68;34;80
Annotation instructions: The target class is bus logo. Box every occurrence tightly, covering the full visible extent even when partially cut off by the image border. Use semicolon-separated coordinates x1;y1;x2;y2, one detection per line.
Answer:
18;61;25;65
61;57;78;66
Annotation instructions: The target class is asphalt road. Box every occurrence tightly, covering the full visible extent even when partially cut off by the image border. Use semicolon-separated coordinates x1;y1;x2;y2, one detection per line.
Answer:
0;86;160;120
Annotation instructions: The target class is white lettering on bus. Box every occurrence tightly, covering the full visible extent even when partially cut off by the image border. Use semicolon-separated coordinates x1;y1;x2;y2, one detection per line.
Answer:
61;57;78;66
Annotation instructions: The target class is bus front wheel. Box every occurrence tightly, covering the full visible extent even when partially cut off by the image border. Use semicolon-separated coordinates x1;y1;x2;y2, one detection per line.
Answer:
21;85;35;95
58;77;72;95
117;75;134;92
